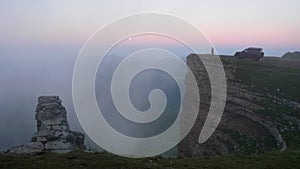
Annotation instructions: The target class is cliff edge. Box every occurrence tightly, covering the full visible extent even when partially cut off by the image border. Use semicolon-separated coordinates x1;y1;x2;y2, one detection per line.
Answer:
179;55;300;157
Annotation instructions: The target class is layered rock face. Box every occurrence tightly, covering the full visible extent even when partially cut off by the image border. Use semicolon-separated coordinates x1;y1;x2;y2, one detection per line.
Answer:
5;96;85;154
179;54;300;157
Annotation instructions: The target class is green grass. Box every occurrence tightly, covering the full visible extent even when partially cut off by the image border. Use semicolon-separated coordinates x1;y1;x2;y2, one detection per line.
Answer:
0;150;300;169
234;58;300;102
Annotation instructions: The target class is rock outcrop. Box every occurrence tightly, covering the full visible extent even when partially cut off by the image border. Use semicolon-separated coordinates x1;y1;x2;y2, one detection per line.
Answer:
4;96;85;154
282;51;300;60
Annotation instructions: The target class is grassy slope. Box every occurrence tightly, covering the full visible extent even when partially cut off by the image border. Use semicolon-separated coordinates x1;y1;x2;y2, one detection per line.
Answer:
231;57;300;150
0;150;300;169
233;57;300;102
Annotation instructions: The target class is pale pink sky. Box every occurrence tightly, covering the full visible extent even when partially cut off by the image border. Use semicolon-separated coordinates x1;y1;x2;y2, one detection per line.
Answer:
0;0;299;55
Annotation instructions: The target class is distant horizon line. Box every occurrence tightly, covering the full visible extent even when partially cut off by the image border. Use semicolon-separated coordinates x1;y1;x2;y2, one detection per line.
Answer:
0;41;299;57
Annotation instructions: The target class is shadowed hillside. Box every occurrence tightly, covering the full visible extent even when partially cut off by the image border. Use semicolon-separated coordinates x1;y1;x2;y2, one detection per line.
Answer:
179;55;300;157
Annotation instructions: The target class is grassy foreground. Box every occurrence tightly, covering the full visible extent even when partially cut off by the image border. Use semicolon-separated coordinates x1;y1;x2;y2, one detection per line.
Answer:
1;150;300;169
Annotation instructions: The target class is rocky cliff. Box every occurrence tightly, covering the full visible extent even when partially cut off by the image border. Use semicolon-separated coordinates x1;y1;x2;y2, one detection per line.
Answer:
4;96;85;154
178;54;300;157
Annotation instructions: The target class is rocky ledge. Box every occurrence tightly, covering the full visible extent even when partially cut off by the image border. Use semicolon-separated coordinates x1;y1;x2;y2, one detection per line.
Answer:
3;96;85;154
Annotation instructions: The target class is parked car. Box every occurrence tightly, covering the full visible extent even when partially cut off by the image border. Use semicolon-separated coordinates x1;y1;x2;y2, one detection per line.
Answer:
234;47;264;61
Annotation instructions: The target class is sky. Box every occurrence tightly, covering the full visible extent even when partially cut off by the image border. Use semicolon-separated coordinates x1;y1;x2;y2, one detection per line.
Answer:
0;0;299;56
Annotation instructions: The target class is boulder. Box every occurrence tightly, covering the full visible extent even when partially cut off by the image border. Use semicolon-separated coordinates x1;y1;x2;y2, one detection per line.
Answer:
5;142;44;154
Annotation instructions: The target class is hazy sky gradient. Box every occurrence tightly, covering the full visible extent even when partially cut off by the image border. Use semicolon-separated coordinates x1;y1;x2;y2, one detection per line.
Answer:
0;0;299;55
